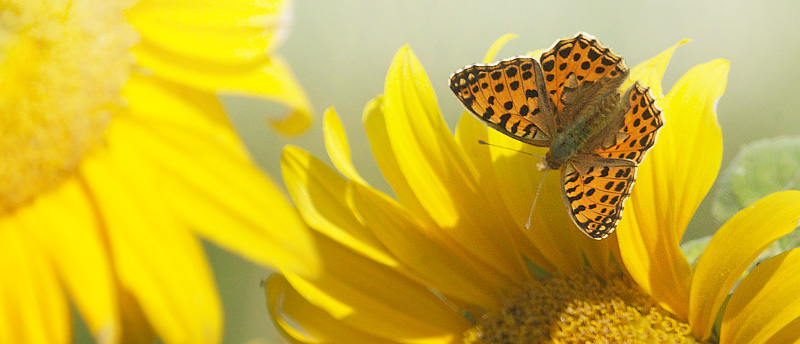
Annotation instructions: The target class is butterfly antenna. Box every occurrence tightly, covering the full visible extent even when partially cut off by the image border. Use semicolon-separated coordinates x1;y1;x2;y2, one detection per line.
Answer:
525;168;550;230
478;140;545;159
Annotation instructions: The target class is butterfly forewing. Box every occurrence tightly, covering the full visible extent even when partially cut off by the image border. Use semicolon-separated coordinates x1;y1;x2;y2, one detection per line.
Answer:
562;157;637;239
450;57;553;146
539;34;629;114
595;82;663;164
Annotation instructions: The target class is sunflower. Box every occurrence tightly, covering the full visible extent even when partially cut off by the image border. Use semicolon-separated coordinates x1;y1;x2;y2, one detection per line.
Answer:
267;35;800;343
1;0;317;342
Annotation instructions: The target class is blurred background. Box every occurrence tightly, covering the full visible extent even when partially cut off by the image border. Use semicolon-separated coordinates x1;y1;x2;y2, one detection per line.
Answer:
208;1;800;342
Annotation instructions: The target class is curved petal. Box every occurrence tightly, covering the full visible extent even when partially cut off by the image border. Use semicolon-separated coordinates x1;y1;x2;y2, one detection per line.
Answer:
0;218;69;344
279;233;469;341
349;181;505;309
22;178;119;342
618;52;729;318
382;45;473;227
127;0;291;64
220;56;314;136
765;317;800;344
690;191;800;341
363;96;437;231
482;33;517;63
381;45;527;284
454;114;555;274
281;145;396;267
625;40;689;99
128;0;313;135
324;108;367;185
267;274;407;344
80;131;221;344
485;127;588;275
660;60;729;240
121;75;318;276
138;60;312;135
720;248;800;344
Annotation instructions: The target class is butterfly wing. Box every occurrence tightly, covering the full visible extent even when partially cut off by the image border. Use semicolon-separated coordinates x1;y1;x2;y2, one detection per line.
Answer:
450;56;556;146
594;82;664;164
562;84;661;239
539;33;629;128
561;156;637;239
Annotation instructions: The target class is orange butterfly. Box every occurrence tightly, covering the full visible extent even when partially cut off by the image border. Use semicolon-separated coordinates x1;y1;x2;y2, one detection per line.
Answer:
450;33;663;239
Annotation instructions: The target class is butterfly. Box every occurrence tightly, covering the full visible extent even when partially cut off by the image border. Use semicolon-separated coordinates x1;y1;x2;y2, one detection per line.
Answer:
449;33;663;239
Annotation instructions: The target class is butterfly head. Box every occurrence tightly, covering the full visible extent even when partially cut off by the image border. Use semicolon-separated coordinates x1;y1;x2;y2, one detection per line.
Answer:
535;159;548;172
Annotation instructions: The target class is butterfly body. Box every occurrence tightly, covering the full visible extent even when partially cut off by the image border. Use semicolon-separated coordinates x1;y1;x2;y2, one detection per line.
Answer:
544;89;620;170
450;33;663;239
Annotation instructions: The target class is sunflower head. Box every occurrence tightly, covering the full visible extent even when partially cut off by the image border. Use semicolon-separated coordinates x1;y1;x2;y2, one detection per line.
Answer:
0;0;137;212
1;1;320;343
266;33;800;344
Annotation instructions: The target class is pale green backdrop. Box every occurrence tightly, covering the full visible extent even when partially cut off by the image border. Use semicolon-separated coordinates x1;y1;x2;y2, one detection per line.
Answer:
82;1;800;343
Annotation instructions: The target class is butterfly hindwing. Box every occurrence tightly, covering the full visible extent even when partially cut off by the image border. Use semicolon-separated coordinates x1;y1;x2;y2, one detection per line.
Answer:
595;82;663;164
561;156;637;239
450;57;554;146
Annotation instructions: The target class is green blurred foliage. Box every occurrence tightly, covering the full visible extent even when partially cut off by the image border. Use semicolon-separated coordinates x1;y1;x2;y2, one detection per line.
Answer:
712;136;800;225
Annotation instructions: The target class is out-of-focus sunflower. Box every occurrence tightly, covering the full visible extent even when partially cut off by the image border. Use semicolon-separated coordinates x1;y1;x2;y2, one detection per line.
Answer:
0;0;317;342
266;35;800;343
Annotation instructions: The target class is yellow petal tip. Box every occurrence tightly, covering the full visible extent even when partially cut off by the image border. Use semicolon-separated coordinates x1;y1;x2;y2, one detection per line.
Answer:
483;34;518;63
268;108;313;136
322;107;338;121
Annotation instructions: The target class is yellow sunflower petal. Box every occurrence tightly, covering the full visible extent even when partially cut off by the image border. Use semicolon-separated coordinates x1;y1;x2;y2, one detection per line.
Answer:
324;108;367;185
137;57;312;135
349;181;505;309
127;0;312;135
21;178;118;342
281;145;396;268
0;219;69;344
383;45;469;227
660;60;729;239
454;114;555;274
121;75;318;276
363;96;438;228
381;45;527;284
765;317;800;344
618;55;729;318
485;128;587;275
625;39;689;99
224;56;314;136
482;33;517;63
720;248;800;344
80;134;221;343
127;0;290;64
690;191;800;341
267;274;403;344
280;233;470;341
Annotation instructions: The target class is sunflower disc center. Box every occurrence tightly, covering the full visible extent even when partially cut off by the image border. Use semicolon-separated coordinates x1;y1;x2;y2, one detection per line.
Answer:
0;0;137;212
464;273;699;343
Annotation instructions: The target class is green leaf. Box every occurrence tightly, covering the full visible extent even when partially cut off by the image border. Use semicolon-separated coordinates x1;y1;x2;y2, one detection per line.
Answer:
712;136;800;225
